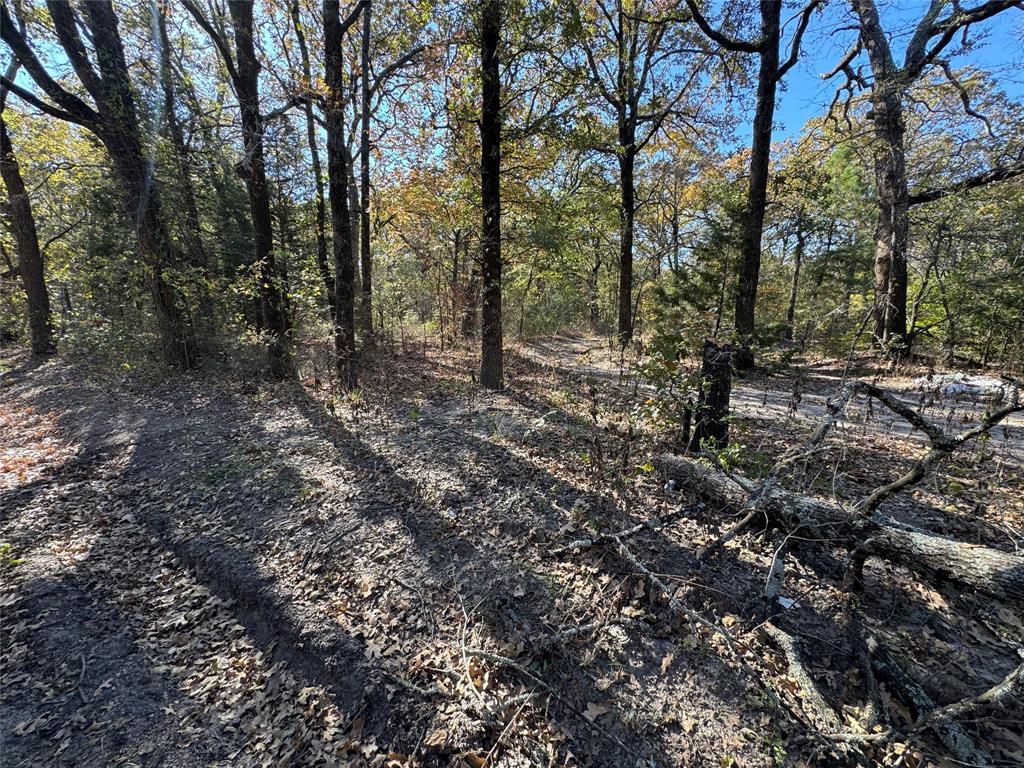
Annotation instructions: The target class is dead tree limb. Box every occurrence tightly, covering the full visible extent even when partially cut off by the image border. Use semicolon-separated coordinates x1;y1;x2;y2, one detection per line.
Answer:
656;377;1024;603
656;453;1024;603
835;641;998;766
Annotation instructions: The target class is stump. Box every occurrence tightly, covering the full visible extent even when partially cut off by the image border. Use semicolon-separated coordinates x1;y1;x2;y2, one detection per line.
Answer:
688;340;732;451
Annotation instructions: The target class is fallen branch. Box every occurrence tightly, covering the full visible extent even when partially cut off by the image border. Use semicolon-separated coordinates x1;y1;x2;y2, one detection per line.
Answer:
655;454;1024;603
829;641;998;767
761;622;844;733
609;533;736;652
548;505;698;556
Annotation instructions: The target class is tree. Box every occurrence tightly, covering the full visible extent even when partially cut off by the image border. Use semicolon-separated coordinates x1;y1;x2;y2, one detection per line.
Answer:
358;0;374;340
1;74;53;355
685;0;821;367
182;0;294;377
323;0;366;390
156;2;208;275
566;0;707;346
288;0;335;316
2;0;196;367
479;0;503;389
835;0;1020;355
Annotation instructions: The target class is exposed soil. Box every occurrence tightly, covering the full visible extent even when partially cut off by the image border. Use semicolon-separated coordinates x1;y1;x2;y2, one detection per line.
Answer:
2;339;1022;767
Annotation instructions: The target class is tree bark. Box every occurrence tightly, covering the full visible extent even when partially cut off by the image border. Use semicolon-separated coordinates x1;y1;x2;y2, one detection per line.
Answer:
358;0;373;341
688;341;732;450
617;149;636;346
479;0;503;390
228;0;293;378
0;115;54;355
323;0;360;389
852;0;910;352
733;1;781;369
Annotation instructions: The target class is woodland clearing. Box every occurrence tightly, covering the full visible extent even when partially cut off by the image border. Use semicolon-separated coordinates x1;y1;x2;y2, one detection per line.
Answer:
2;339;1022;768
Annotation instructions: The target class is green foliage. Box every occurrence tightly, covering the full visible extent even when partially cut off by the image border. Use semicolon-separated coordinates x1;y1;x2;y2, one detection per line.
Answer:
0;543;25;569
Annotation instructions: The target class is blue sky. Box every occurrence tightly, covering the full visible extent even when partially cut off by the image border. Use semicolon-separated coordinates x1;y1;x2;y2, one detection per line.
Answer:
739;0;1024;146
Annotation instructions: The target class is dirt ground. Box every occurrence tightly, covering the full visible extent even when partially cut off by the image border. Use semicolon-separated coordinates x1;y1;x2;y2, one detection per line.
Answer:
2;338;1023;767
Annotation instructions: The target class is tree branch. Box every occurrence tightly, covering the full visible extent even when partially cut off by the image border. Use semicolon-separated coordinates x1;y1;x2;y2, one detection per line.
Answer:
776;0;823;80
908;160;1024;205
683;0;759;53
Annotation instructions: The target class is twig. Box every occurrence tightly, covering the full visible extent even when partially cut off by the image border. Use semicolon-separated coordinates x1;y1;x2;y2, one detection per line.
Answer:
610;534;736;653
548;505;697;556
465;648;638;757
482;689;535;767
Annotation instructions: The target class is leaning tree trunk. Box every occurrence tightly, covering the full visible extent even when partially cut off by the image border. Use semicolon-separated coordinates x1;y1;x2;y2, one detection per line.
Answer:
733;1;781;370
0;116;54;355
61;0;196;367
478;0;503;390
229;0;293;379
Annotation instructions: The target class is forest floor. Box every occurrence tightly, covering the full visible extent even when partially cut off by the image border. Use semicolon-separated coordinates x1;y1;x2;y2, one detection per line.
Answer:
2;337;1023;768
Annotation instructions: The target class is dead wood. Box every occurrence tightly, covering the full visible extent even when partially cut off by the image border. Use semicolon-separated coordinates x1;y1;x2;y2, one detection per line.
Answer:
654;454;1024;603
858;641;994;766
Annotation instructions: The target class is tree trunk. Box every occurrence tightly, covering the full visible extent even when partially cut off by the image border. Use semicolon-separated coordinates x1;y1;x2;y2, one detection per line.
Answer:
324;0;358;389
358;0;373;341
228;0;293;378
851;0;909;354
478;0;503;390
733;1;781;369
0;116;54;355
463;260;480;340
785;214;805;340
451;228;461;341
869;85;909;350
589;239;602;333
617;150;636;346
156;4;208;273
688;340;732;450
290;0;334;316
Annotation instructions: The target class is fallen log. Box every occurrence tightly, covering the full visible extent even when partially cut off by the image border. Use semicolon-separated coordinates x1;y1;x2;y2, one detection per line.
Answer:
654;454;1024;604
